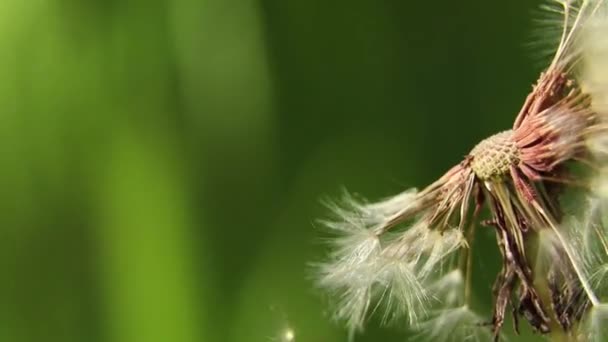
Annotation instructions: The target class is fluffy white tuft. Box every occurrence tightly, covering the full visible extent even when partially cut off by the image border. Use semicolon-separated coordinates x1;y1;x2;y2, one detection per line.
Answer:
315;219;381;334
533;0;608;69
375;254;429;325
322;188;419;234
580;0;608;114
418;230;466;279
579;304;608;341
564;197;608;292
413;306;492;342
376;224;466;324
316;189;465;337
429;269;465;307
531;0;584;63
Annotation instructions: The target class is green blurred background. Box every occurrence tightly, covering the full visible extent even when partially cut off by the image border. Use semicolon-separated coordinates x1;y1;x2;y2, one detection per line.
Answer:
0;0;550;341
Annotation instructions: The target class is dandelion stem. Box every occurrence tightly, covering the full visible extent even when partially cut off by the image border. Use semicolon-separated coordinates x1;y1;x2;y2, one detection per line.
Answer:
533;202;601;307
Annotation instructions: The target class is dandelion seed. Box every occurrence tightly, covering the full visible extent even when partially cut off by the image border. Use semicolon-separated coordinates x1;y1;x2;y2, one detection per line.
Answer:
413;306;492;342
316;0;608;340
429;269;465;307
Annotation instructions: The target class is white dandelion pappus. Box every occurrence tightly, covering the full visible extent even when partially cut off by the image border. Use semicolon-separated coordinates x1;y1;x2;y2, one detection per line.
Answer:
413;306;492;342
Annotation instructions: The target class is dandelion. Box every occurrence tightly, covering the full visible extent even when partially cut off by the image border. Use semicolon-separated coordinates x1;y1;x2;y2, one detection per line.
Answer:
316;1;608;340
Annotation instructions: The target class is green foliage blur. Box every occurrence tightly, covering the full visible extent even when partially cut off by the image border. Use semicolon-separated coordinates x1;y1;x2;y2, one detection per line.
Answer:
0;0;550;341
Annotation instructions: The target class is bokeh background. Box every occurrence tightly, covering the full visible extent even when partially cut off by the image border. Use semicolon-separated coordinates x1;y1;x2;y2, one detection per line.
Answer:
0;0;551;341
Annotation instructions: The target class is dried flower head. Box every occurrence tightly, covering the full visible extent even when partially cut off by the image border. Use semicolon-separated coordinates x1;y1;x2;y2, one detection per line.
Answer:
316;1;608;341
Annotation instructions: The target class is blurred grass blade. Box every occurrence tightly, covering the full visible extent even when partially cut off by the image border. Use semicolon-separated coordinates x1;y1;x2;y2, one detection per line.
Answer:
96;128;203;342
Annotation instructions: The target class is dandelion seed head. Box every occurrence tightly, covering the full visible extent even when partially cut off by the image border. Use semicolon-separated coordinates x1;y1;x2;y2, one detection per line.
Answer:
316;0;608;338
469;130;518;181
